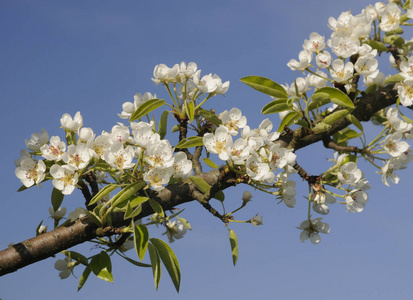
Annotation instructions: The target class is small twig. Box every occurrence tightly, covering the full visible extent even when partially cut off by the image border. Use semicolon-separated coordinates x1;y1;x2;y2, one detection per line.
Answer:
192;145;203;175
78;180;92;208
322;136;369;154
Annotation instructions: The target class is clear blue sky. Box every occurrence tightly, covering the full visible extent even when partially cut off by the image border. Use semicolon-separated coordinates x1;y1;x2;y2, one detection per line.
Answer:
1;0;413;299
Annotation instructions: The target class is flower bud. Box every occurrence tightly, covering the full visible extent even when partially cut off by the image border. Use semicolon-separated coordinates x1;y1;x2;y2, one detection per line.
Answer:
242;191;252;205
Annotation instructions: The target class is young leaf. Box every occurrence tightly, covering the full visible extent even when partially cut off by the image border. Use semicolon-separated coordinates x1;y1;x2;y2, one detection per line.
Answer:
119;253;151;267
261;98;290;114
323;109;352;125
385;74;405;84
88;183;119;206
175;136;204;149
307;92;331;111
133;223;149;261
213;190;225;202
197;108;222;126
277;111;301;132
90;251;113;283
149;198;165;217
187;101;195;122
148;243;161;290
124;202;143;220
158;110;169;139
51;188;64;211
111;181;147;208
189;176;211;195
62;250;88;266
363;40;389;52
130;99;166;122
150;238;181;293
78;265;92;291
202;158;219;168
229;229;238;266
346;114;363;132
176;216;192;230
315;87;354;109
241;76;288;99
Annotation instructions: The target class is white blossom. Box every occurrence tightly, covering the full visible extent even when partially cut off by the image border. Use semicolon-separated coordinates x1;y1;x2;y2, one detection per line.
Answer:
50;164;79;195
60;111;83;131
25;129;49;152
15;158;46;187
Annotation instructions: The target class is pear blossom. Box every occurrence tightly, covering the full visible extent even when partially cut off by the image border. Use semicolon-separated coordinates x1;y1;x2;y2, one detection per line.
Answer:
303;32;325;53
78;127;95;143
40;136;66;161
246;154;273;182
54;257;73;279
111;123;130;144
363;71;385;87
258;119;280;144
144;167;174;191
397;78;413;107
386;107;412;133
15;158;46;187
220;107;247;136
144;140;174;168
49;206;67;220
399;57;413;79
328;36;359;58
103;142;135;171
203;126;233;161
315;51;332;68
287;50;313;71
328;11;353;36
345;190;368;212
133;122;160;148
228;138;250;165
179;61;197;78
298;218;330;244
330;59;354;82
152;64;171;84
60;112;83;131
379;3;401;32
37;225;48;235
354;56;379;77
338;162;362;185
212;74;230;95
279;180;297;208
118;92;157;119
242;191;253;204
68;207;88;222
172;152;193;179
193;72;217;93
92;133;113;158
25;129;49;152
268;143;296;170
380;160;401;187
307;70;328;89
50;164;79;195
61;143;91;170
383;132;409;157
15;149;31;167
165;220;188;243
250;215;263;226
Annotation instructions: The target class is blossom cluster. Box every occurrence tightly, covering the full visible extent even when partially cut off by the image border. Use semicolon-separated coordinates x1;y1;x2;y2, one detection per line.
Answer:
203;107;298;207
15;111;195;195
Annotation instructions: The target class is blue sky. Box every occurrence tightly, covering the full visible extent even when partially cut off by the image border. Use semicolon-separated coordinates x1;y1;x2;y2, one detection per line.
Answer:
1;0;413;299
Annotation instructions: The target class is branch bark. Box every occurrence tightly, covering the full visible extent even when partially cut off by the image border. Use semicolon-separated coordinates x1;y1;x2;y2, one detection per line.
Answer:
0;83;399;276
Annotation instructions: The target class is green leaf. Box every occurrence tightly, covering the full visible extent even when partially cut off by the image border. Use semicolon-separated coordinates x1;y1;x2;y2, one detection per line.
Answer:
133;223;149;261
363;40;389;52
148;243;161;290
62;250;88;266
187;101;195;122
312;122;332;134
385;74;405;84
171;124;180;133
86;210;102;227
202;158;219;168
129;196;149;207
130;99;166;122
241;76;288;99
176;217;192;230
189;176;211;195
383;35;405;47
261;98;290;114
150;238;181;293
111;181;147;208
336;129;362;144
307;92;331;111
78;265;92;291
175;136;204;149
51;188;64;211
197;108;222;126
346;114;363;132
90;251;113;283
119;254;151;267
278;111;301;132
124;202;143;220
149;198;164;217
315;87;354;109
323;109;352;125
213;190;225;202
158;111;169;139
229;229;238;266
89;183;119;206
